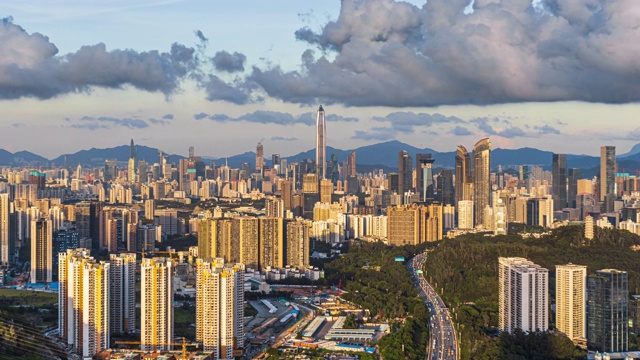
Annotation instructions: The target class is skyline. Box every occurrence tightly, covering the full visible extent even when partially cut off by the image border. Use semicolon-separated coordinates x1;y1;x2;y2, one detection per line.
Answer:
2;0;640;158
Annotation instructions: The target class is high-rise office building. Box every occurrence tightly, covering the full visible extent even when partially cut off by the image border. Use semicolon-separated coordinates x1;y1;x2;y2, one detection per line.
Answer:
587;269;628;353
285;219;311;268
256;142;264;174
316;105;326;179
30;218;53;283
498;257;548;334
59;249;110;359
104;159;118;182
128;139;136;183
196;258;245;358
398;151;413;200
141;257;173;351
600;146;616;211
416;154;434;203
556;264;587;343
436;170;454;206
568;168;581;208
320;179;333;203
346;151;357;178
552;154;567;211
110;253;136;334
473;139;491;227
387;204;442;246
455;145;472;206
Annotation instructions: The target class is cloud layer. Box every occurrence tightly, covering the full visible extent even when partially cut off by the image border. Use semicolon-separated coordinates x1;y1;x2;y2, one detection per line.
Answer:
248;0;640;107
4;1;640;108
69;114;173;130
0;17;200;99
193;110;358;125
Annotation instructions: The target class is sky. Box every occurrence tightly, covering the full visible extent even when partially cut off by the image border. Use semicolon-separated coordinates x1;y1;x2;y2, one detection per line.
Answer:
2;0;640;160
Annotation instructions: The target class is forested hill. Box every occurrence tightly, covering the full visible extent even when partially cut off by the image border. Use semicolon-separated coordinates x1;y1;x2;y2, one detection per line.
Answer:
423;226;640;360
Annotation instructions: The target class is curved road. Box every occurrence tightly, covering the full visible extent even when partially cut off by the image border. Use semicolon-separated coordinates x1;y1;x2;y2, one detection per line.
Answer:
409;252;459;360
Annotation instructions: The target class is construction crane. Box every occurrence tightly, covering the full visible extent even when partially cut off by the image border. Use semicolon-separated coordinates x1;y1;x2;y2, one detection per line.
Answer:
114;337;199;360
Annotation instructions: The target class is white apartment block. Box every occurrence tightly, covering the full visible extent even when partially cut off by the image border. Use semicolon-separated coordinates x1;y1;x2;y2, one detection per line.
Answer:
499;257;548;334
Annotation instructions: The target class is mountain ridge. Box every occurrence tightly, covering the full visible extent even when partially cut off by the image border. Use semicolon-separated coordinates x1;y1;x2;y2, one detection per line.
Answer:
2;141;640;174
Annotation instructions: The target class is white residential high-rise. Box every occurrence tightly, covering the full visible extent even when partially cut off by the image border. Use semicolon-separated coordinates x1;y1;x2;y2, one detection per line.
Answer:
556;264;587;343
141;257;173;351
499;257;548;334
59;249;110;359
30;218;53;283
316;105;326;179
457;200;474;229
110;253;137;334
196;258;245;358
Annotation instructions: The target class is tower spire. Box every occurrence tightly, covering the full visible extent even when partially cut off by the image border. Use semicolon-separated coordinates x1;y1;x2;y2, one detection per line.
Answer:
316;105;326;179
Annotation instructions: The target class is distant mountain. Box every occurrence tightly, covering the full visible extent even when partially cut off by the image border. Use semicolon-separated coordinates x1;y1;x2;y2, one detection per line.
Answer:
1;141;640;173
0;149;49;166
50;145;185;167
620;143;640;158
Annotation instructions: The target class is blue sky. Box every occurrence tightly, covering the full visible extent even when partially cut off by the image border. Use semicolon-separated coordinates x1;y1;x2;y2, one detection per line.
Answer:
2;0;640;159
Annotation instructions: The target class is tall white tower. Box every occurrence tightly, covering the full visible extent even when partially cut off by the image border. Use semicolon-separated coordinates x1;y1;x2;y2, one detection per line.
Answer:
316;105;326;179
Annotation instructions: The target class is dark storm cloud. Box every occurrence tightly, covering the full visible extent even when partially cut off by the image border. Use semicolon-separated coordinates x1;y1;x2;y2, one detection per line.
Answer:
193;110;358;126
0;17;199;99
212;51;247;73
245;0;640;107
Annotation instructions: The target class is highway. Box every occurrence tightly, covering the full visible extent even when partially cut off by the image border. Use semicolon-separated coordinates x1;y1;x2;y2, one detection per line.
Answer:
409;251;459;360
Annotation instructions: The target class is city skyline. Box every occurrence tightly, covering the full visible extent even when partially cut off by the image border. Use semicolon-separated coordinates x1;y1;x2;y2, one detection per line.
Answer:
2;0;640;158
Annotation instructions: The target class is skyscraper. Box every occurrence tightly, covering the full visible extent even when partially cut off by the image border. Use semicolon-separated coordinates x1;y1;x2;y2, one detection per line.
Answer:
587;269;628;353
568;168;581;208
398;150;413;200
436;169;454;206
455;145;472;206
499;257;548;334
552;154;567;211
110;253;136;334
473;138;491;227
141;257;173;351
128;139;136;183
416;153;434;202
556;264;587;343
316;105;326;179
346;151;356;178
256;141;264;174
600;146;616;211
196;258;245;358
59;249;110;359
30;218;52;283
